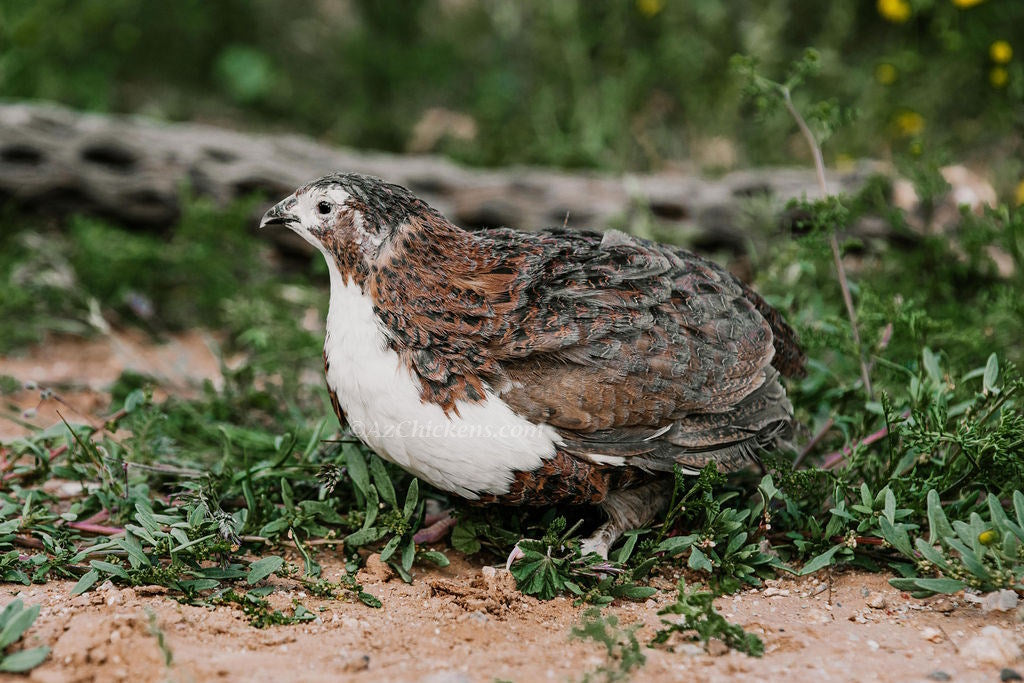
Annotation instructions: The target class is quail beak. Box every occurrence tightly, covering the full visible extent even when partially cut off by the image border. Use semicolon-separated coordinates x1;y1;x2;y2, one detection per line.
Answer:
259;201;296;229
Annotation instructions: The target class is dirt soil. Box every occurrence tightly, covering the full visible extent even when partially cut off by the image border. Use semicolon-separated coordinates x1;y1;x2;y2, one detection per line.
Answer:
2;335;1023;683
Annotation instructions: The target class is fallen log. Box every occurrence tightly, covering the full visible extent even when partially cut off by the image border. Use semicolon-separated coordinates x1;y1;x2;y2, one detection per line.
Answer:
0;101;877;257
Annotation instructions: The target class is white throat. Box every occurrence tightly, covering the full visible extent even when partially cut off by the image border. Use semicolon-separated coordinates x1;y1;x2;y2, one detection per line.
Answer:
321;259;559;498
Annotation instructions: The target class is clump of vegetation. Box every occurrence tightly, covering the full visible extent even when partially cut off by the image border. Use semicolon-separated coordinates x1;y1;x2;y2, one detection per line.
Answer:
0;599;49;673
652;580;764;657
571;608;647;683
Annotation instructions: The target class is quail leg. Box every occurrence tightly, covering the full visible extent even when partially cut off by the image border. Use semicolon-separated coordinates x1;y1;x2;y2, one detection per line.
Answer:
579;480;672;559
413;500;457;544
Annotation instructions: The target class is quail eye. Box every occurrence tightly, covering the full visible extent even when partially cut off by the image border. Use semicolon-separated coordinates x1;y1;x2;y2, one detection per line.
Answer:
317;201;332;215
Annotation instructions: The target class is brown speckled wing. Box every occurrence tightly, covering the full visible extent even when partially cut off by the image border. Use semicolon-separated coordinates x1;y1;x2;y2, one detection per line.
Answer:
484;229;775;422
479;229;795;474
369;216;798;481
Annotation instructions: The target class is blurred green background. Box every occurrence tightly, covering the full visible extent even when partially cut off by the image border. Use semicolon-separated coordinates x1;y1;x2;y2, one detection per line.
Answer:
2;0;1021;191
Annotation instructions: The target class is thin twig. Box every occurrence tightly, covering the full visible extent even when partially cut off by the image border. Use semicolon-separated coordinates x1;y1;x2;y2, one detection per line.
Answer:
794;417;834;468
781;86;873;400
821;410;911;469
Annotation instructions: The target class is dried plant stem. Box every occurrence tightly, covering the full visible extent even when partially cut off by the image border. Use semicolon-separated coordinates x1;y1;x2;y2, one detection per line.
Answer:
781;87;873;400
794;417;835;468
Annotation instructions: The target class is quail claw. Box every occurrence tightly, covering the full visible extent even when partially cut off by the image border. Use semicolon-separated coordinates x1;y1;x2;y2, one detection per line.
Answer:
505;543;526;570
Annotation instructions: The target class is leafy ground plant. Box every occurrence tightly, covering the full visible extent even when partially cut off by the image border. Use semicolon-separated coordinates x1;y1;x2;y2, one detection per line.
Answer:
652;580;764;657
571;608;647;683
0;599;50;673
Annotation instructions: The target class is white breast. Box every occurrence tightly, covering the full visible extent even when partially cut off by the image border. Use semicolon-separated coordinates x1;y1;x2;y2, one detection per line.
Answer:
322;261;559;499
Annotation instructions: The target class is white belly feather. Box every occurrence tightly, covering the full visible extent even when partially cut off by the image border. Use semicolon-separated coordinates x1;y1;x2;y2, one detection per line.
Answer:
322;261;559;499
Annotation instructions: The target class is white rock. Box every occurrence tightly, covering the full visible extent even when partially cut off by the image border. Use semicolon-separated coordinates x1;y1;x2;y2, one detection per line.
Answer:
981;589;1019;613
961;626;1022;667
921;627;944;643
866;594;887;609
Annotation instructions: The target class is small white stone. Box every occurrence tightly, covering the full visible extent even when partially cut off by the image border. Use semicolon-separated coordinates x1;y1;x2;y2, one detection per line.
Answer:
866;594;887;609
961;625;1022;667
981;589;1019;613
921;627;944;643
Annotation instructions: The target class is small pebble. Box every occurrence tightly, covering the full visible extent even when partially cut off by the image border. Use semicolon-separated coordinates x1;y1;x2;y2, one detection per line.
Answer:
866;640;879;651
1001;669;1023;682
866;594;887;610
982;589;1019;613
705;638;729;657
921;627;944;643
962;626;1023;667
926;672;951;682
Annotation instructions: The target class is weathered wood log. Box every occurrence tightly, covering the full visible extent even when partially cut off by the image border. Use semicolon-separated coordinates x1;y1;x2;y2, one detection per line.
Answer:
0;102;879;257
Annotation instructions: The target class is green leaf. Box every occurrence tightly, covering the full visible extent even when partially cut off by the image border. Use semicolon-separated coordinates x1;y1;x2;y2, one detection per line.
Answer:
926;490;954;545
402;478;419;519
983;353;999;393
922;347;941;383
358;591;382;608
280;477;295;512
378;535;401;563
89;560;128;580
344;526;385;547
614;585;657;601
70;570;100;596
0;602;39;649
369;456;397;508
800;544;841;575
688;546;712;573
450;523;482;555
418;550;449;567
116;533;150;569
655;534;697;555
878;517;913;557
0;646;50;672
401;537;416;572
913;538;951;571
344;444;370;498
176;579;220;592
882;488;896;525
247;556;284;585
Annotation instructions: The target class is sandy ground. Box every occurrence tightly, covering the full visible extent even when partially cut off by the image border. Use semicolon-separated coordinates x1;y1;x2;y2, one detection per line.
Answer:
2;334;1023;682
2;555;1022;683
0;330;224;441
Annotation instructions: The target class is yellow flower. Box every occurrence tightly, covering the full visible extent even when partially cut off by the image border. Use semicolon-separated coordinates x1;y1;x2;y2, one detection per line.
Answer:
878;0;911;22
636;0;663;17
990;40;1013;64
990;67;1009;88
895;111;925;136
875;63;898;85
1015;179;1024;206
952;0;984;7
978;529;998;546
